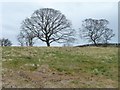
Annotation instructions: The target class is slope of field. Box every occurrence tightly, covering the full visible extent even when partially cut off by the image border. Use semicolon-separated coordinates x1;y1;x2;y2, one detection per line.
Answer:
2;47;118;88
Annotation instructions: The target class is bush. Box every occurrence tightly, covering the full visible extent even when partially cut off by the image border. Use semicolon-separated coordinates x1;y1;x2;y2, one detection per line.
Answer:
0;38;12;46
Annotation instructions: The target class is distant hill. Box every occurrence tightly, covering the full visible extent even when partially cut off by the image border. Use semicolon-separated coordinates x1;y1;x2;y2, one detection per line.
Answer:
76;43;120;47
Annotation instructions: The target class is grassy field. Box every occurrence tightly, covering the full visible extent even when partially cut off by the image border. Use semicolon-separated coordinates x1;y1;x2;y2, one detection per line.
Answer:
1;46;118;88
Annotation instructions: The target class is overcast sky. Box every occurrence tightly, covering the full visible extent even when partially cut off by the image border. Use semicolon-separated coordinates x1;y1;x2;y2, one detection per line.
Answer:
0;1;118;46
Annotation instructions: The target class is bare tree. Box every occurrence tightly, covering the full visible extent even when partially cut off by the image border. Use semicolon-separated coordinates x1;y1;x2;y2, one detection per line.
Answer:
17;32;25;46
80;18;114;46
102;28;115;46
17;30;36;46
0;38;12;46
21;8;74;47
63;37;75;46
63;30;76;46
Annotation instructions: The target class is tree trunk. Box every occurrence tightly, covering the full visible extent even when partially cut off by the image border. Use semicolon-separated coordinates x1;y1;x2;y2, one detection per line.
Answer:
104;40;108;47
104;42;107;47
46;41;50;47
29;38;33;46
93;40;98;46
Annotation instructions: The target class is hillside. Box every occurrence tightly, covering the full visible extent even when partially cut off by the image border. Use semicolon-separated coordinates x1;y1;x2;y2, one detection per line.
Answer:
76;43;120;47
1;47;118;88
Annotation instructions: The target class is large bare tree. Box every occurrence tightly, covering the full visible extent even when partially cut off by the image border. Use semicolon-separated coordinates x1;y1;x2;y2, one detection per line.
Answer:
80;18;115;46
21;8;74;46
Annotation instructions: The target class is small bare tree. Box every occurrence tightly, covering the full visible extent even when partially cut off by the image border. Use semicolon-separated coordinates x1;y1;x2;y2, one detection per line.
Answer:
102;28;115;46
63;30;76;46
80;18;114;46
63;37;75;46
17;30;36;46
21;8;74;47
17;32;25;46
0;38;12;46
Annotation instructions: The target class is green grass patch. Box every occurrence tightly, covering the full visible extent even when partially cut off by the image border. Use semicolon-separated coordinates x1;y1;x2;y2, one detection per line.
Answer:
2;46;118;80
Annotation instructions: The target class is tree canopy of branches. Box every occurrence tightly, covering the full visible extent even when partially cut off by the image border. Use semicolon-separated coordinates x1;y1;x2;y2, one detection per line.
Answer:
20;8;74;47
80;18;115;46
0;38;12;46
102;28;115;46
17;30;36;46
63;36;76;46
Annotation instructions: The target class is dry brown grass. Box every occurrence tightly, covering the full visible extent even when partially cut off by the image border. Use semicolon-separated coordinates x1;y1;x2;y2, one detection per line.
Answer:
2;46;118;88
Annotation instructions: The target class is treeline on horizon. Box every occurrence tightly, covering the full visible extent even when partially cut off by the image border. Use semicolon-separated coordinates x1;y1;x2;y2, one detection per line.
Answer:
0;8;118;47
76;43;120;47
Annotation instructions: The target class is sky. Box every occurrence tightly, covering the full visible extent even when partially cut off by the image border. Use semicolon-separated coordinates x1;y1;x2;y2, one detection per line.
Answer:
0;0;118;46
